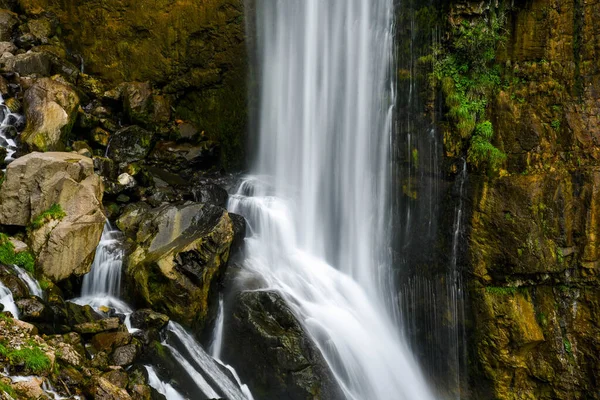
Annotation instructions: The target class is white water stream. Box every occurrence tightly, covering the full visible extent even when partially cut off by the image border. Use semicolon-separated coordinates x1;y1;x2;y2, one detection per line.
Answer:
228;1;435;399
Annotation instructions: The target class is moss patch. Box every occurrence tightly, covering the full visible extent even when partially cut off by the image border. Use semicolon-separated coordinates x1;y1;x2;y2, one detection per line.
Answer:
30;204;66;231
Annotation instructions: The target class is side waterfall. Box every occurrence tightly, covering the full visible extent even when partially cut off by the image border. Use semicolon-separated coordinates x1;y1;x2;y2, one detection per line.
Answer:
76;223;251;400
229;1;434;399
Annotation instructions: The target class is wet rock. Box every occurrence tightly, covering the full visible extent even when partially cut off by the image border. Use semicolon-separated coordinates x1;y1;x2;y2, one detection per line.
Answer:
3;51;52;76
13;377;46;399
148;140;219;172
224;290;344;400
229;213;246;251
16;296;54;321
121;81;152;126
190;183;228;207
121;202;234;331
20;77;80;151
107;125;154;164
0;10;17;41
112;343;138;366
0;265;28;299
0;152;105;281
74;317;120;334
14;33;36;50
91;331;132;353
90;376;132;400
103;370;129;389
129;309;169;331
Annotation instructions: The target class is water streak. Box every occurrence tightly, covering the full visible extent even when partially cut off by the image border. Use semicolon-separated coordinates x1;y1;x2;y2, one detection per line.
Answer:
14;266;42;298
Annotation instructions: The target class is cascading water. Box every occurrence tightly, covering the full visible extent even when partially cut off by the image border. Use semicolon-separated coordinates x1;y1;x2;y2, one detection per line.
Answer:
75;223;251;400
81;223;124;298
229;1;434;398
0;94;24;164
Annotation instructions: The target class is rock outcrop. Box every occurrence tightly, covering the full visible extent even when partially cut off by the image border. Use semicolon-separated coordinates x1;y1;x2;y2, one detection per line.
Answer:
17;0;249;169
0;152;105;281
118;202;234;332
223;290;344;400
20;76;80;151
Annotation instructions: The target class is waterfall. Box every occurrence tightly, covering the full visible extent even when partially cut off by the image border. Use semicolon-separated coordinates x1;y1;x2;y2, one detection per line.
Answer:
0;282;18;318
164;322;252;400
0;94;24;164
229;1;434;398
209;294;224;359
14;266;42;298
81;223;124;298
144;366;186;400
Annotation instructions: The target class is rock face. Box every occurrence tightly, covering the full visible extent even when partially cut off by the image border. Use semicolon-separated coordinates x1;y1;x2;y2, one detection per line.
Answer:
118;202;234;332
224;290;344;400
17;0;248;169
430;0;600;398
0;152;105;281
20;77;80;151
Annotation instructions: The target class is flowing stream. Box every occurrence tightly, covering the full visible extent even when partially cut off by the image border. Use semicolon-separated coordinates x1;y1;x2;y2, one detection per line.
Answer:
228;1;434;399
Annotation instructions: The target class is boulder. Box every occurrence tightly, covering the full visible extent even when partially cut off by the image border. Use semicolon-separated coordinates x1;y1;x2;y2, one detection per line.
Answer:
0;152;105;281
190;183;229;207
0;41;16;54
106;125;153;164
91;331;132;353
120;202;234;331
224;290;344;400
0;10;16;41
111;343;138;366
3;51;52;76
74;317;120;334
129;309;169;331
90;376;132;400
148;140;219;172
20;77;80;151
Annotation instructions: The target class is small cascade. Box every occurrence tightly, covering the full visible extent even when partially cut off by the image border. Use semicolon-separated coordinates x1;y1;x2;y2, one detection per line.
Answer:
13;266;42;298
0;282;18;318
74;223;252;400
209;294;224;359
144;366;186;400
81;223;124;298
0;94;25;164
164;322;252;400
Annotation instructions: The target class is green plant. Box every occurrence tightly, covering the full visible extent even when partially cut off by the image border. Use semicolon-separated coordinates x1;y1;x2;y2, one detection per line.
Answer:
6;346;51;374
30;204;66;231
429;9;508;172
0;234;35;274
468;121;507;170
563;338;572;355
486;286;517;295
551;120;561;132
39;279;50;291
0;380;15;397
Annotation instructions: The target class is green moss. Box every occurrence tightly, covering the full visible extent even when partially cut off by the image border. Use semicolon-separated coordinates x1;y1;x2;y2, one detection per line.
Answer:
551;120;561;132
0;234;36;274
0;340;51;374
39;279;50;291
30;203;66;231
486;286;517;295
0;380;15;397
10;346;51;373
